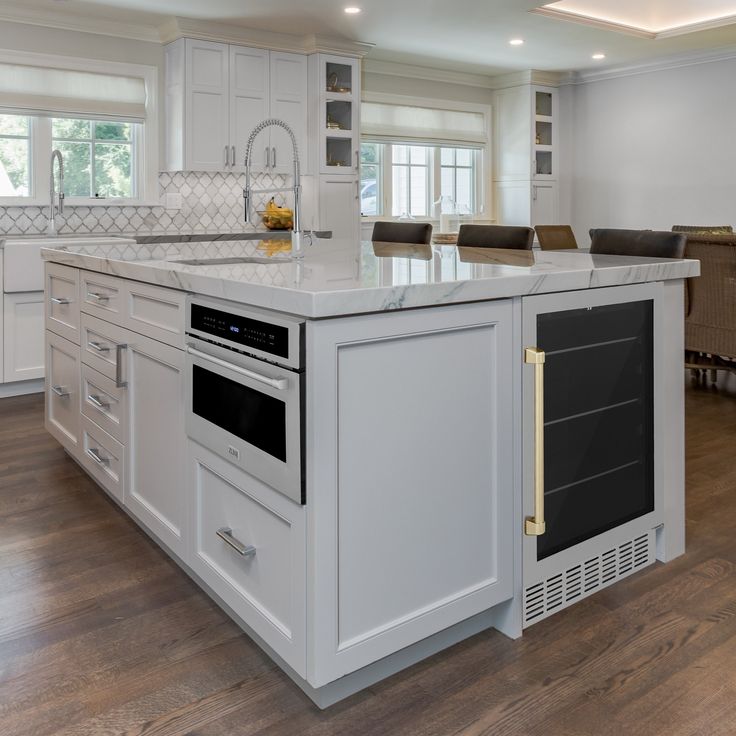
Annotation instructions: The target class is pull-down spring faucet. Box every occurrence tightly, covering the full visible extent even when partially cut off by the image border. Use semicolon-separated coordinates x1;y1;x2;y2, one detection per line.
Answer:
48;149;65;236
242;118;308;257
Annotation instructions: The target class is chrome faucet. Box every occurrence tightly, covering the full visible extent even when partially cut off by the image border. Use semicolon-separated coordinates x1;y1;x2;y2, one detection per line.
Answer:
48;149;65;236
242;118;308;257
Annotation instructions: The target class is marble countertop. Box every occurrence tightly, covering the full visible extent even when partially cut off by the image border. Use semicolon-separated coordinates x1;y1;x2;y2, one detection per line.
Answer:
41;236;700;318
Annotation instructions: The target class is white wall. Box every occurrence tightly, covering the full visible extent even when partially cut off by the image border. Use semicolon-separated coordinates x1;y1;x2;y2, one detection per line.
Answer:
569;58;736;244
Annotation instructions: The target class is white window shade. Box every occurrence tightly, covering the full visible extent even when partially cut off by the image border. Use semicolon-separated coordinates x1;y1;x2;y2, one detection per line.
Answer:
361;101;487;146
0;62;147;122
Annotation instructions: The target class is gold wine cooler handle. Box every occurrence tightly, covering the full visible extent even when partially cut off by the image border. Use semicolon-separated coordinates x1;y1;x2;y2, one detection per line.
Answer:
525;346;546;536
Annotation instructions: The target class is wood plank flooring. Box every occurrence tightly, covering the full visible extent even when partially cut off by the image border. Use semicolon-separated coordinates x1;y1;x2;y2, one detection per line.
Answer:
2;383;736;735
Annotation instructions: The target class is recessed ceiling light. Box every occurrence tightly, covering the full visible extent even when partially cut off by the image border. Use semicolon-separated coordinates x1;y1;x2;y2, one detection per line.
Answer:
344;6;362;13
592;52;606;59
509;38;524;45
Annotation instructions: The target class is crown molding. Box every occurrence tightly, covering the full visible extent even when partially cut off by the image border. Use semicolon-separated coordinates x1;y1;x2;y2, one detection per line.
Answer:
530;6;736;40
362;58;497;88
564;43;736;85
0;3;161;43
158;17;373;56
488;69;566;89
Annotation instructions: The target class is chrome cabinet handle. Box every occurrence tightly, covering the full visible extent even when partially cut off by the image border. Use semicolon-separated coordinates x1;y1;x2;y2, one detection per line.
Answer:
88;394;110;410
355;179;360;200
272;146;276;168
115;344;128;388
87;291;110;303
87;448;110;466
265;146;270;168
231;145;236;167
50;296;70;305
186;344;288;390
51;384;70;397
355;149;359;170
217;527;256;557
224;144;229;168
524;346;546;536
88;340;110;353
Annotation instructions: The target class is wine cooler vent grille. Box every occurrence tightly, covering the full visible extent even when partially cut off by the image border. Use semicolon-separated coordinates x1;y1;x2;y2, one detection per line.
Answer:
523;530;654;627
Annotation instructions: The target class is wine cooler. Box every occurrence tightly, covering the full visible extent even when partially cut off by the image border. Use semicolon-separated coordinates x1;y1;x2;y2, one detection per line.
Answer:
522;283;664;627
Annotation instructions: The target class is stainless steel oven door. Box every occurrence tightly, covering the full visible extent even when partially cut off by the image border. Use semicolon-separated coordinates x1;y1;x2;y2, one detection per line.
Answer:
185;337;303;504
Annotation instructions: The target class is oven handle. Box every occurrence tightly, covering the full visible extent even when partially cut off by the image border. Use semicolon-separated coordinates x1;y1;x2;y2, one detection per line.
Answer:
186;344;289;391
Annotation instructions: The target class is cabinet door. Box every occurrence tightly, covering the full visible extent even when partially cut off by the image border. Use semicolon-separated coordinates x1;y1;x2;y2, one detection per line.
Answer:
318;177;360;241
531;182;558;226
45;262;80;345
230;45;270;173
269;52;308;176
307;300;514;686
124;332;187;558
185;39;230;171
4;292;44;382
45;330;81;454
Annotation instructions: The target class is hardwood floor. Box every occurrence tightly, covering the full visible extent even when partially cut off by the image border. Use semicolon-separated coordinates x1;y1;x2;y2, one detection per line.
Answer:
2;383;736;735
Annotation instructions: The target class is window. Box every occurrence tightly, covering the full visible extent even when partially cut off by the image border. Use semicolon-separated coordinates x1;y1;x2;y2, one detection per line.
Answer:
0;50;157;205
360;142;483;219
0;114;31;197
52;119;135;199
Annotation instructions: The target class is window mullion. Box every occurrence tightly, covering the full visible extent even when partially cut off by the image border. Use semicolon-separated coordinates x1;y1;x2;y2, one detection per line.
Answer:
383;144;392;218
90;121;96;198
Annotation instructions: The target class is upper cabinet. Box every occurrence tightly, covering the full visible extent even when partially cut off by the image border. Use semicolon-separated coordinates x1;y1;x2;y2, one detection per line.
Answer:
165;39;308;174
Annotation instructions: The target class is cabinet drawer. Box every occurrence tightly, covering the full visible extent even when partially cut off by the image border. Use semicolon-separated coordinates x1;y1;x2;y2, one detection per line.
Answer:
80;415;125;503
126;280;186;348
188;442;306;676
81;363;127;443
45;263;80;344
80;271;123;321
45;330;81;453
80;313;127;381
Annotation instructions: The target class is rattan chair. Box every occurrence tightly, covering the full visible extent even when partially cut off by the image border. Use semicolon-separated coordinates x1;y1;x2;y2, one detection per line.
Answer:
371;221;433;245
589;228;686;259
672;225;733;234
535;225;578;250
456;224;534;250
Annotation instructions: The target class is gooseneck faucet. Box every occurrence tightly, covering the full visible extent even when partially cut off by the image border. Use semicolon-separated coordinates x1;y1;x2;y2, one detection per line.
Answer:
242;118;307;257
48;149;65;236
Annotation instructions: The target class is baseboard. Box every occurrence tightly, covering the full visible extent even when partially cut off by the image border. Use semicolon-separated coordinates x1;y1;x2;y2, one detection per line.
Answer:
0;378;44;398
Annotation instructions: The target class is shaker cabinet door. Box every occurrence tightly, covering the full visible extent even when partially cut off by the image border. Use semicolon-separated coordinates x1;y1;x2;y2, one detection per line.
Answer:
269;52;308;175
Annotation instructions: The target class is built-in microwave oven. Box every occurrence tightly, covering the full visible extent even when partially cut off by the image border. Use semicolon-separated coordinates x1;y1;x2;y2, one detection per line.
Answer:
185;296;305;504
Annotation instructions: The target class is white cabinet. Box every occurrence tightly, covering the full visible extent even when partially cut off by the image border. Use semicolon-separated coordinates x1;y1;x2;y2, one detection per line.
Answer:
4;292;44;382
188;442;306;675
166;38;307;174
124;332;187;558
493;83;560;227
45;330;81;452
318;177;360;241
307;299;514;686
45;263;80;344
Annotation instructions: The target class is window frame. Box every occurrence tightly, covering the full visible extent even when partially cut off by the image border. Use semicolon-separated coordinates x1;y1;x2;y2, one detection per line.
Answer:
0;48;158;207
360;92;492;223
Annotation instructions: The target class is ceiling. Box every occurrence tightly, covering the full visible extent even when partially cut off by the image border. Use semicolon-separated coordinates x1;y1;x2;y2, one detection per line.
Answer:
3;0;736;75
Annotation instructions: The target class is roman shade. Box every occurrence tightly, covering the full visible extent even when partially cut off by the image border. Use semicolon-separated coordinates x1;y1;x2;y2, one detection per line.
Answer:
361;101;487;146
0;62;147;122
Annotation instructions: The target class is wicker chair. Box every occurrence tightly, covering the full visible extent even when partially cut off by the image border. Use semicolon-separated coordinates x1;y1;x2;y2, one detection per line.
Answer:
672;225;733;234
535;225;578;250
680;232;736;381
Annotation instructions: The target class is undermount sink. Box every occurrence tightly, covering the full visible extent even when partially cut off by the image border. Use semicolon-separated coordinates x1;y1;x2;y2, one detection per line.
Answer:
170;256;292;266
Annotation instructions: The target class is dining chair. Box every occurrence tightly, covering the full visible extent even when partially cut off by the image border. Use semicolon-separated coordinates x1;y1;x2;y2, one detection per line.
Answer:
535;225;578;250
371;221;433;245
672;225;733;234
456;224;534;250
589;228;686;259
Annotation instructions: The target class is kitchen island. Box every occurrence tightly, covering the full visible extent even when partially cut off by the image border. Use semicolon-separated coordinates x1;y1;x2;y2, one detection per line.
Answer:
41;237;698;707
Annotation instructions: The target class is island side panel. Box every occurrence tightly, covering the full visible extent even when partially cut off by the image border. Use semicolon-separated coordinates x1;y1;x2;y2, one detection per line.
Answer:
306;300;516;688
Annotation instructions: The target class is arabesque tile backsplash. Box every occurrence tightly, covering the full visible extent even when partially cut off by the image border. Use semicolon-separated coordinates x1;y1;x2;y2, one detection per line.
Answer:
0;171;287;237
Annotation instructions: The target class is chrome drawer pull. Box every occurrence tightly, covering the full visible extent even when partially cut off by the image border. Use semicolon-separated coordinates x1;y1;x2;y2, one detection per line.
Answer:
50;296;71;305
88;340;110;353
87;448;110;466
87;292;110;303
186;344;288;391
51;384;70;397
88;394;110;410
115;344;128;388
216;527;256;557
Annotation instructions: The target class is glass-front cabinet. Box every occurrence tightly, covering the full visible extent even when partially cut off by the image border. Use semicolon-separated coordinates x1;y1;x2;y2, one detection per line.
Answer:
521;283;664;627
